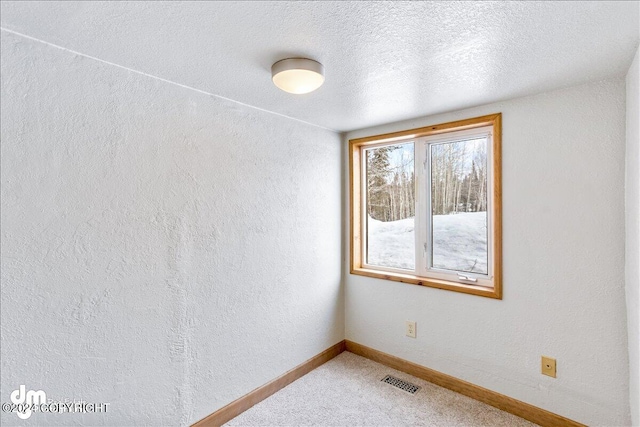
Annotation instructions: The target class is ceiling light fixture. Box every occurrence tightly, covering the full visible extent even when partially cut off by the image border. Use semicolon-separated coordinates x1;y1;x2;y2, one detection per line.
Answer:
271;58;324;94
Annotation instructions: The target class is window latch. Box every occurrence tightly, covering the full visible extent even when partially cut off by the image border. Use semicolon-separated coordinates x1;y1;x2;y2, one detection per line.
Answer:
457;274;477;282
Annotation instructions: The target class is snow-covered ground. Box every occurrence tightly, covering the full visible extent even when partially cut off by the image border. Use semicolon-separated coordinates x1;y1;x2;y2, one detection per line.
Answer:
366;212;487;274
366;216;416;270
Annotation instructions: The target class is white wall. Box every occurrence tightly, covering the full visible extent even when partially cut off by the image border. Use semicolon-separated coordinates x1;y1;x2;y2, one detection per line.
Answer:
0;31;343;426
626;44;640;427
345;78;630;426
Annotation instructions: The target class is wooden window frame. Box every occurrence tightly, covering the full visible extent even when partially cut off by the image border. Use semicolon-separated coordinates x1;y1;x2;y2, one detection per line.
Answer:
349;113;502;299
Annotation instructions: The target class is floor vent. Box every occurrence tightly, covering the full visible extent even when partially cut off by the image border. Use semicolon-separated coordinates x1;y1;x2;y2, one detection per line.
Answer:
381;375;421;394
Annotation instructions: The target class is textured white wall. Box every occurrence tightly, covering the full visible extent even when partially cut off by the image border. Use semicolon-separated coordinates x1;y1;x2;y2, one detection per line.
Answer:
626;45;640;427
345;79;629;426
0;31;343;426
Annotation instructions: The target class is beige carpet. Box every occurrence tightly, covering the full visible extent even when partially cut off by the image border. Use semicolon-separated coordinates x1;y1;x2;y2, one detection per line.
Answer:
225;352;537;426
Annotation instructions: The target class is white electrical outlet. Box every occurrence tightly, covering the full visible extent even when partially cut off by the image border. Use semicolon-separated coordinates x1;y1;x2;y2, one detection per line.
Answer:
406;321;416;338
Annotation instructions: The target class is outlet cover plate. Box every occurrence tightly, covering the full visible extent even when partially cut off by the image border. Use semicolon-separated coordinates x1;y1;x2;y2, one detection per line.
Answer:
406;321;416;338
541;356;556;378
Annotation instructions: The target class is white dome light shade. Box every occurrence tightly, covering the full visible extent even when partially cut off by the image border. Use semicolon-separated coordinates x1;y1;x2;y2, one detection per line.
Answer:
271;58;325;94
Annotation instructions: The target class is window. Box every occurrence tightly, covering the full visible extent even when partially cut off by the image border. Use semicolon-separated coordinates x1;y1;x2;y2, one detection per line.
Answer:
349;114;502;298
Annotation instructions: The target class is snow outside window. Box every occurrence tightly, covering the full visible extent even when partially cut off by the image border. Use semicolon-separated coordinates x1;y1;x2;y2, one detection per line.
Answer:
350;114;502;299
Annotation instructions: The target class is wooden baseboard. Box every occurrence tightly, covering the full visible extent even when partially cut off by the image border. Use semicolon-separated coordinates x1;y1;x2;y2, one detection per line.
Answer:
192;340;346;426
193;339;584;427
345;340;584;427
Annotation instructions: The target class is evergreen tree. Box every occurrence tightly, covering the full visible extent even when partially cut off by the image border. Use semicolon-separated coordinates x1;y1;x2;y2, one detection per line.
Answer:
367;146;393;221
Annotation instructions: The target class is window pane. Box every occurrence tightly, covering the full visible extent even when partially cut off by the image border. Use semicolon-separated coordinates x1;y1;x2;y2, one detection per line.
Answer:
430;137;488;275
365;142;415;270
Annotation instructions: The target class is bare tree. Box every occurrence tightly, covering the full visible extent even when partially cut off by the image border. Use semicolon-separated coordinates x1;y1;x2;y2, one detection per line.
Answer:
432;139;487;215
367;144;415;222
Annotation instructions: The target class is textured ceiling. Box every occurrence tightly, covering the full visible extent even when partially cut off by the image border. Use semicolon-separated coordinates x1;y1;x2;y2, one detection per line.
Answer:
1;1;638;132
